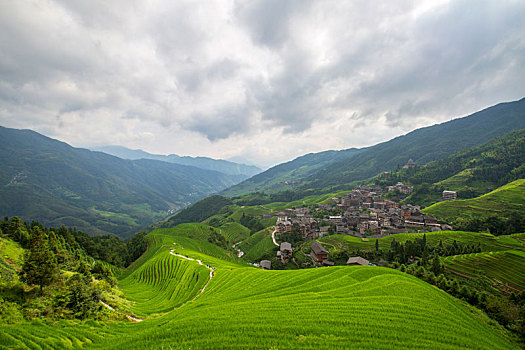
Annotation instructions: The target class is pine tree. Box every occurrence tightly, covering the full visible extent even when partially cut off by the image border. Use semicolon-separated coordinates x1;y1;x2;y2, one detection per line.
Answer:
20;227;58;294
431;253;442;276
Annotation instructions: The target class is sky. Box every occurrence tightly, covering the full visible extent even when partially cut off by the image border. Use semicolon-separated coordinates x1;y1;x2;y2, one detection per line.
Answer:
1;1;524;168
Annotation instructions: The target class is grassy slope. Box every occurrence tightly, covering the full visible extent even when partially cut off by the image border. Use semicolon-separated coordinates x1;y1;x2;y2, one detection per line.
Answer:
218;222;251;243
423;179;525;220
238;228;276;261
0;227;519;349
0;237;24;282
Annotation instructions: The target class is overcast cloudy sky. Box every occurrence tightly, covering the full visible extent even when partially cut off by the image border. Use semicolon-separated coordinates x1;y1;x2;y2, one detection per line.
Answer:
1;0;524;168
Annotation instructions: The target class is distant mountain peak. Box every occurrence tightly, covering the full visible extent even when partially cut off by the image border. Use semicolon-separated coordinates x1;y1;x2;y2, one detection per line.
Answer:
92;146;261;177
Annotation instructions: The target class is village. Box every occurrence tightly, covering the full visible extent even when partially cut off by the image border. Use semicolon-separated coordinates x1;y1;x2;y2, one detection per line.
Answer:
259;181;457;270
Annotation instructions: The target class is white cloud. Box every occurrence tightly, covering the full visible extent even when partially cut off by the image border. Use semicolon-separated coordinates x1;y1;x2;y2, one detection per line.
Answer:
0;0;524;168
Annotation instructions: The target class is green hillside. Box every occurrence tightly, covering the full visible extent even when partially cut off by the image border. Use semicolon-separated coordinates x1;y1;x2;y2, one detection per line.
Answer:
222;148;362;196
423;179;525;226
0;227;518;349
377;128;525;206
301;98;525;191
227;98;525;197
238;227;276;261
160;195;233;228
0;127;242;238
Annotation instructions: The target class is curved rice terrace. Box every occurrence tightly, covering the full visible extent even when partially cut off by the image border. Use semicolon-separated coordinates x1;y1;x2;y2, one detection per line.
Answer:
0;228;519;349
444;250;525;293
318;230;525;253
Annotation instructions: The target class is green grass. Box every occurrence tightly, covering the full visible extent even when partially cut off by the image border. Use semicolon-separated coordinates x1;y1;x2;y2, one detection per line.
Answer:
118;251;210;317
424;179;525;220
443;250;525;294
0;237;24;282
0;227;519;349
438;169;494;194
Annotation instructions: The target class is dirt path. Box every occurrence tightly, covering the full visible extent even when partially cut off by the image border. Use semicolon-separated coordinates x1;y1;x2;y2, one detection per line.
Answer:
169;246;215;301
232;241;245;257
271;229;279;247
99;300;143;322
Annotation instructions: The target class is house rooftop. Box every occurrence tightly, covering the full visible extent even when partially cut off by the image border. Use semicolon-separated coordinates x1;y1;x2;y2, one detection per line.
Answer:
280;242;292;251
260;260;272;270
346;256;370;266
311;241;329;255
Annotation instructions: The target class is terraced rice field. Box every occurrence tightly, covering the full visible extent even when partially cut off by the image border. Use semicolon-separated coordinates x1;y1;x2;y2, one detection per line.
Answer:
238;228;275;261
444;250;525;293
119;252;210;317
219;222;251;243
0;227;519;349
319;230;525;253
423;179;525;220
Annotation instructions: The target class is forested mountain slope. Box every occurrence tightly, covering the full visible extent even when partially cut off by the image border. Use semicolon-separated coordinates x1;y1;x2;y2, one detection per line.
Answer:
222;147;363;196
0;126;242;238
299;98;525;191
376;128;525;206
94;145;261;177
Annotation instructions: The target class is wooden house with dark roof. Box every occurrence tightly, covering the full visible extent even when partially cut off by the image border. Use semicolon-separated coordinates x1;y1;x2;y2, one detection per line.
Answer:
310;242;329;264
260;260;271;270
346;256;369;266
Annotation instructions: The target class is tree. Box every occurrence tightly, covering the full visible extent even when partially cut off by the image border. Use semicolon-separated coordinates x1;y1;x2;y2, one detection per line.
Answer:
20;227;58;294
431;253;442;276
6;216;30;248
375;239;379;252
66;274;100;319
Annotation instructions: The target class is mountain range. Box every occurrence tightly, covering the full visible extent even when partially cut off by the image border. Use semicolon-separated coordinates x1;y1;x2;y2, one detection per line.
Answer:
1;97;524;238
224;98;525;196
0;126;248;238
93;145;261;177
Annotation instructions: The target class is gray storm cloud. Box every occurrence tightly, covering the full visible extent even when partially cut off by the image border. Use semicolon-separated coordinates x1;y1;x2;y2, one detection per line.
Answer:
0;0;524;167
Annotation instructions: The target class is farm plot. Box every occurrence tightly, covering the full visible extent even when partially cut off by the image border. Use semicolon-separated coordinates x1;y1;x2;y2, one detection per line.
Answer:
320;230;524;254
119;252;210;317
219;222;251;243
91;265;517;349
0;228;519;349
444;250;525;293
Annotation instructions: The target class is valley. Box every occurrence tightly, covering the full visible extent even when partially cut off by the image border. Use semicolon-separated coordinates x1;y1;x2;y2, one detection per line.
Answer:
1;99;525;349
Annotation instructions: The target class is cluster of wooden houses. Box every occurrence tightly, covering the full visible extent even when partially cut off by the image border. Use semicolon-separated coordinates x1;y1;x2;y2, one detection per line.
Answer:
271;185;450;241
261;241;370;270
259;183;454;270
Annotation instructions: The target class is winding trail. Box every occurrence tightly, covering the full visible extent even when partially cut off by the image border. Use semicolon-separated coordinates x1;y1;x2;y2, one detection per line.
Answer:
99;300;143;322
271;229;279;247
232;241;245;257
169;246;215;302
